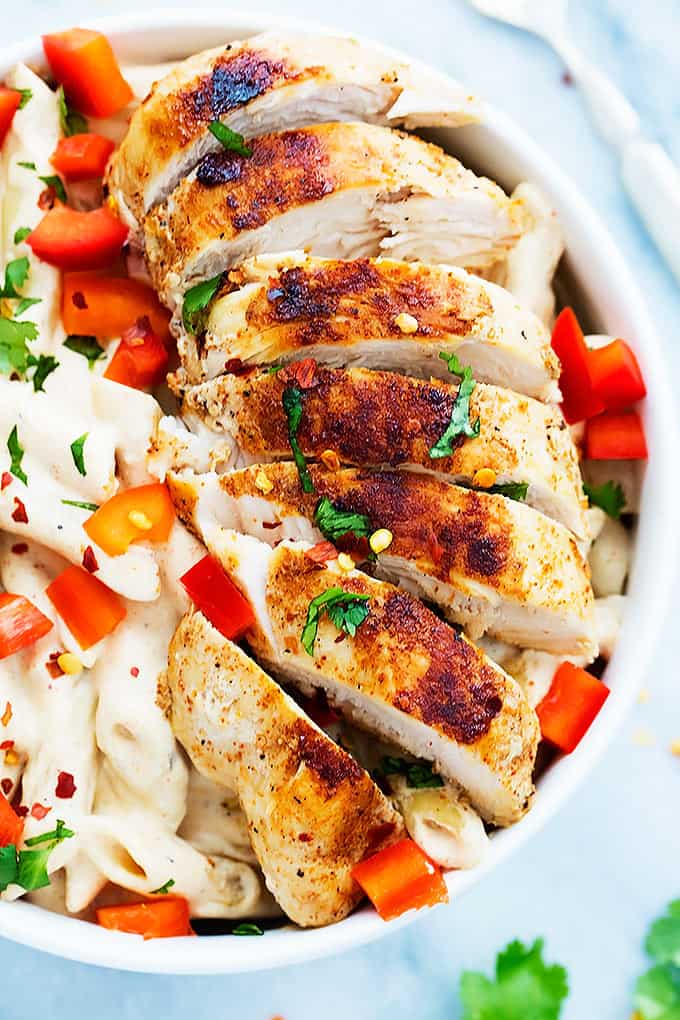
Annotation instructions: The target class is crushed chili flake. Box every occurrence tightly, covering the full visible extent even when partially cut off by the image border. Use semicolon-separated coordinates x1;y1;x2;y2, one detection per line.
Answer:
130;666;139;678
11;542;28;555
0;778;12;795
262;520;282;530
223;357;250;376
297;832;312;843
30;803;51;820
15;804;28;818
305;540;338;565
38;186;57;210
55;771;76;799
72;290;87;310
1;471;12;490
82;545;99;573
0;740;14;751
1;702;12;727
46;653;65;679
11;498;28;524
428;531;444;567
279;358;317;389
334;631;347;644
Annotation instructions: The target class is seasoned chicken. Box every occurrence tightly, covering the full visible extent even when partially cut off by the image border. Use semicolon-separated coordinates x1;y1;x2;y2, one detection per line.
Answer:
175;527;540;825
165;611;403;926
171;365;587;537
144;122;525;308
176;252;560;400
167;464;596;655
107;31;481;228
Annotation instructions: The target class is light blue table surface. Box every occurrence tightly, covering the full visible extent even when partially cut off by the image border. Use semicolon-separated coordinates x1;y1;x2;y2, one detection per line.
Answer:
2;2;679;1017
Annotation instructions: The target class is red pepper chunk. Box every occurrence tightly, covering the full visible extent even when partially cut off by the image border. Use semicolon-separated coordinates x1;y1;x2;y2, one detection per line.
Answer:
180;555;255;641
96;897;192;939
0;87;22;149
62;273;170;340
588;339;647;410
104;322;169;390
352;838;448;921
46;565;126;650
0;593;53;660
42;29;133;118
28;204;128;271
551;308;604;424
0;791;23;847
51;133;116;181
585;410;648;460
537;662;610;754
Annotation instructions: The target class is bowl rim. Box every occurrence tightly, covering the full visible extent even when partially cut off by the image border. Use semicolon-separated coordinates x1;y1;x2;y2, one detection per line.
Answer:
1;6;678;975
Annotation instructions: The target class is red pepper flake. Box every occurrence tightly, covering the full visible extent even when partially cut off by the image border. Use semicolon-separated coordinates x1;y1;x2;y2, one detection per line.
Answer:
11;542;28;555
38;186;57;210
11;498;28;524
305;540;338;565
0;740;14;751
428;531;444;567
15;804;28;818
223;357;250;376
297;832;312;843
30;803;52;820
561;69;574;86
1;702;12;727
0;778;12;795
1;471;12;490
46;652;65;679
279;358;317;389
130;666;139;678
262;520;282;530
82;545;99;573
334;632;347;644
71;290;88;310
55;771;76;799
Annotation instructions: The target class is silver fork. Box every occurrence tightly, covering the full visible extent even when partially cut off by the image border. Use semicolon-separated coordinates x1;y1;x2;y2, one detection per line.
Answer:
469;0;680;282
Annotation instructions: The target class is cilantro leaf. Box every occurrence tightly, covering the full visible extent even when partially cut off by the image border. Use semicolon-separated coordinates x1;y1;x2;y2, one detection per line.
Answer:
15;297;42;317
57;87;88;136
1;257;30;299
379;755;444;789
487;482;529;502
301;587;370;656
208;121;253;157
61;499;100;512
16;846;55;892
70;433;88;476
646;901;680;966
17;160;36;171
0;820;74;894
24;819;75;846
635;964;680;1019
182;274;223;334
282;384;314;494
151;878;175;895
38;174;67;204
0;317;38;376
13;227;31;245
583;480;626;520
0;844;18;892
7;425;27;485
314;496;372;544
460;938;568;1020
232;923;263;936
429;351;480;459
17;88;32;110
27;353;59;392
63;334;105;368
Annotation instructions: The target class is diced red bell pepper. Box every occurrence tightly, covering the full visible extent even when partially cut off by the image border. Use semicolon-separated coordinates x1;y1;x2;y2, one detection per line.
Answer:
551;308;604;424
537;662;610;754
42;29;133;118
180;555;255;641
104;320;169;390
46;565;126;650
62;272;170;340
96;897;192;939
51;133;116;181
588;338;647;410
0;593;53;660
84;483;175;556
28;204;128;271
0;87;21;149
352;838;448;921
585;409;648;460
0;792;23;848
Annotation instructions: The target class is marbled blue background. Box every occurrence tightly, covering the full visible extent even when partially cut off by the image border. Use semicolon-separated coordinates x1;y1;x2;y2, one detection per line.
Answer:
2;2;679;1017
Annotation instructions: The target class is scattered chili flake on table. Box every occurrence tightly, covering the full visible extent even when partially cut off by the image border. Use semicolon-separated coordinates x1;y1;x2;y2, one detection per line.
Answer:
30;803;51;820
55;771;76;799
11;543;28;555
1;702;12;726
1;472;12;490
82;545;99;573
11;498;28;524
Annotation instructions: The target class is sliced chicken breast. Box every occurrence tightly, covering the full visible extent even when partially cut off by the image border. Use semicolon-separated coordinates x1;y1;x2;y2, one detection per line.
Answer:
176;252;559;400
173;365;587;537
178;527;540;825
167;464;596;655
144;122;526;308
165;611;403;926
107;31;481;228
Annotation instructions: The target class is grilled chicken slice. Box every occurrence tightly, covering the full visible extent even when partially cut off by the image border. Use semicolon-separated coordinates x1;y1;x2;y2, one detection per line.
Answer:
167;464;596;655
165;611;403;926
172;366;587;537
107;31;481;228
176;252;559;400
144;122;525;309
175;527;539;825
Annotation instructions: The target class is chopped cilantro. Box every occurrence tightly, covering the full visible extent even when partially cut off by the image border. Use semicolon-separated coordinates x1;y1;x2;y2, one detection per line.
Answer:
583;480;626;520
16;88;32;110
208;121;253;157
0;819;74;894
151;878;176;895
38;174;67;204
1;257;30;299
17;160;36;171
379;755;444;789
0;317;38;377
27;353;59;392
266;363;283;375
487;482;529;502
0;844;18;891
61;499;100;512
13;227;31;245
232;923;264;936
282;384;314;494
301;587;370;656
182;274;223;334
635;901;680;1019
57;86;88;136
15;297;42;317
63;334;105;368
314;496;372;544
460;938;568;1020
429;351;480;459
70;433;88;476
7;425;27;485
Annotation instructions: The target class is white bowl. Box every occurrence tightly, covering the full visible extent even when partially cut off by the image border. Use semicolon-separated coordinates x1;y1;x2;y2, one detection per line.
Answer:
1;7;677;975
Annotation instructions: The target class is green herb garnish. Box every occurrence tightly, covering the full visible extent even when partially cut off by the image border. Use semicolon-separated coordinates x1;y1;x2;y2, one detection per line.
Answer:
38;174;67;204
460;938;569;1020
1;257;30;299
314;496;372;544
7;425;27;485
57;86;88;137
0;819;74;894
635;900;680;1019
282;384;314;494
301;587;370;656
583;480;626;520
15;297;42;317
27;353;58;392
379;756;444;789
63;335;105;368
486;482;529;502
208;121;253;157
232;923;264;936
429;352;480;459
151;878;176;895
17;88;32;110
181;274;223;334
0;317;39;377
61;499;100;512
13;227;31;245
70;433;88;477
17;161;36;171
